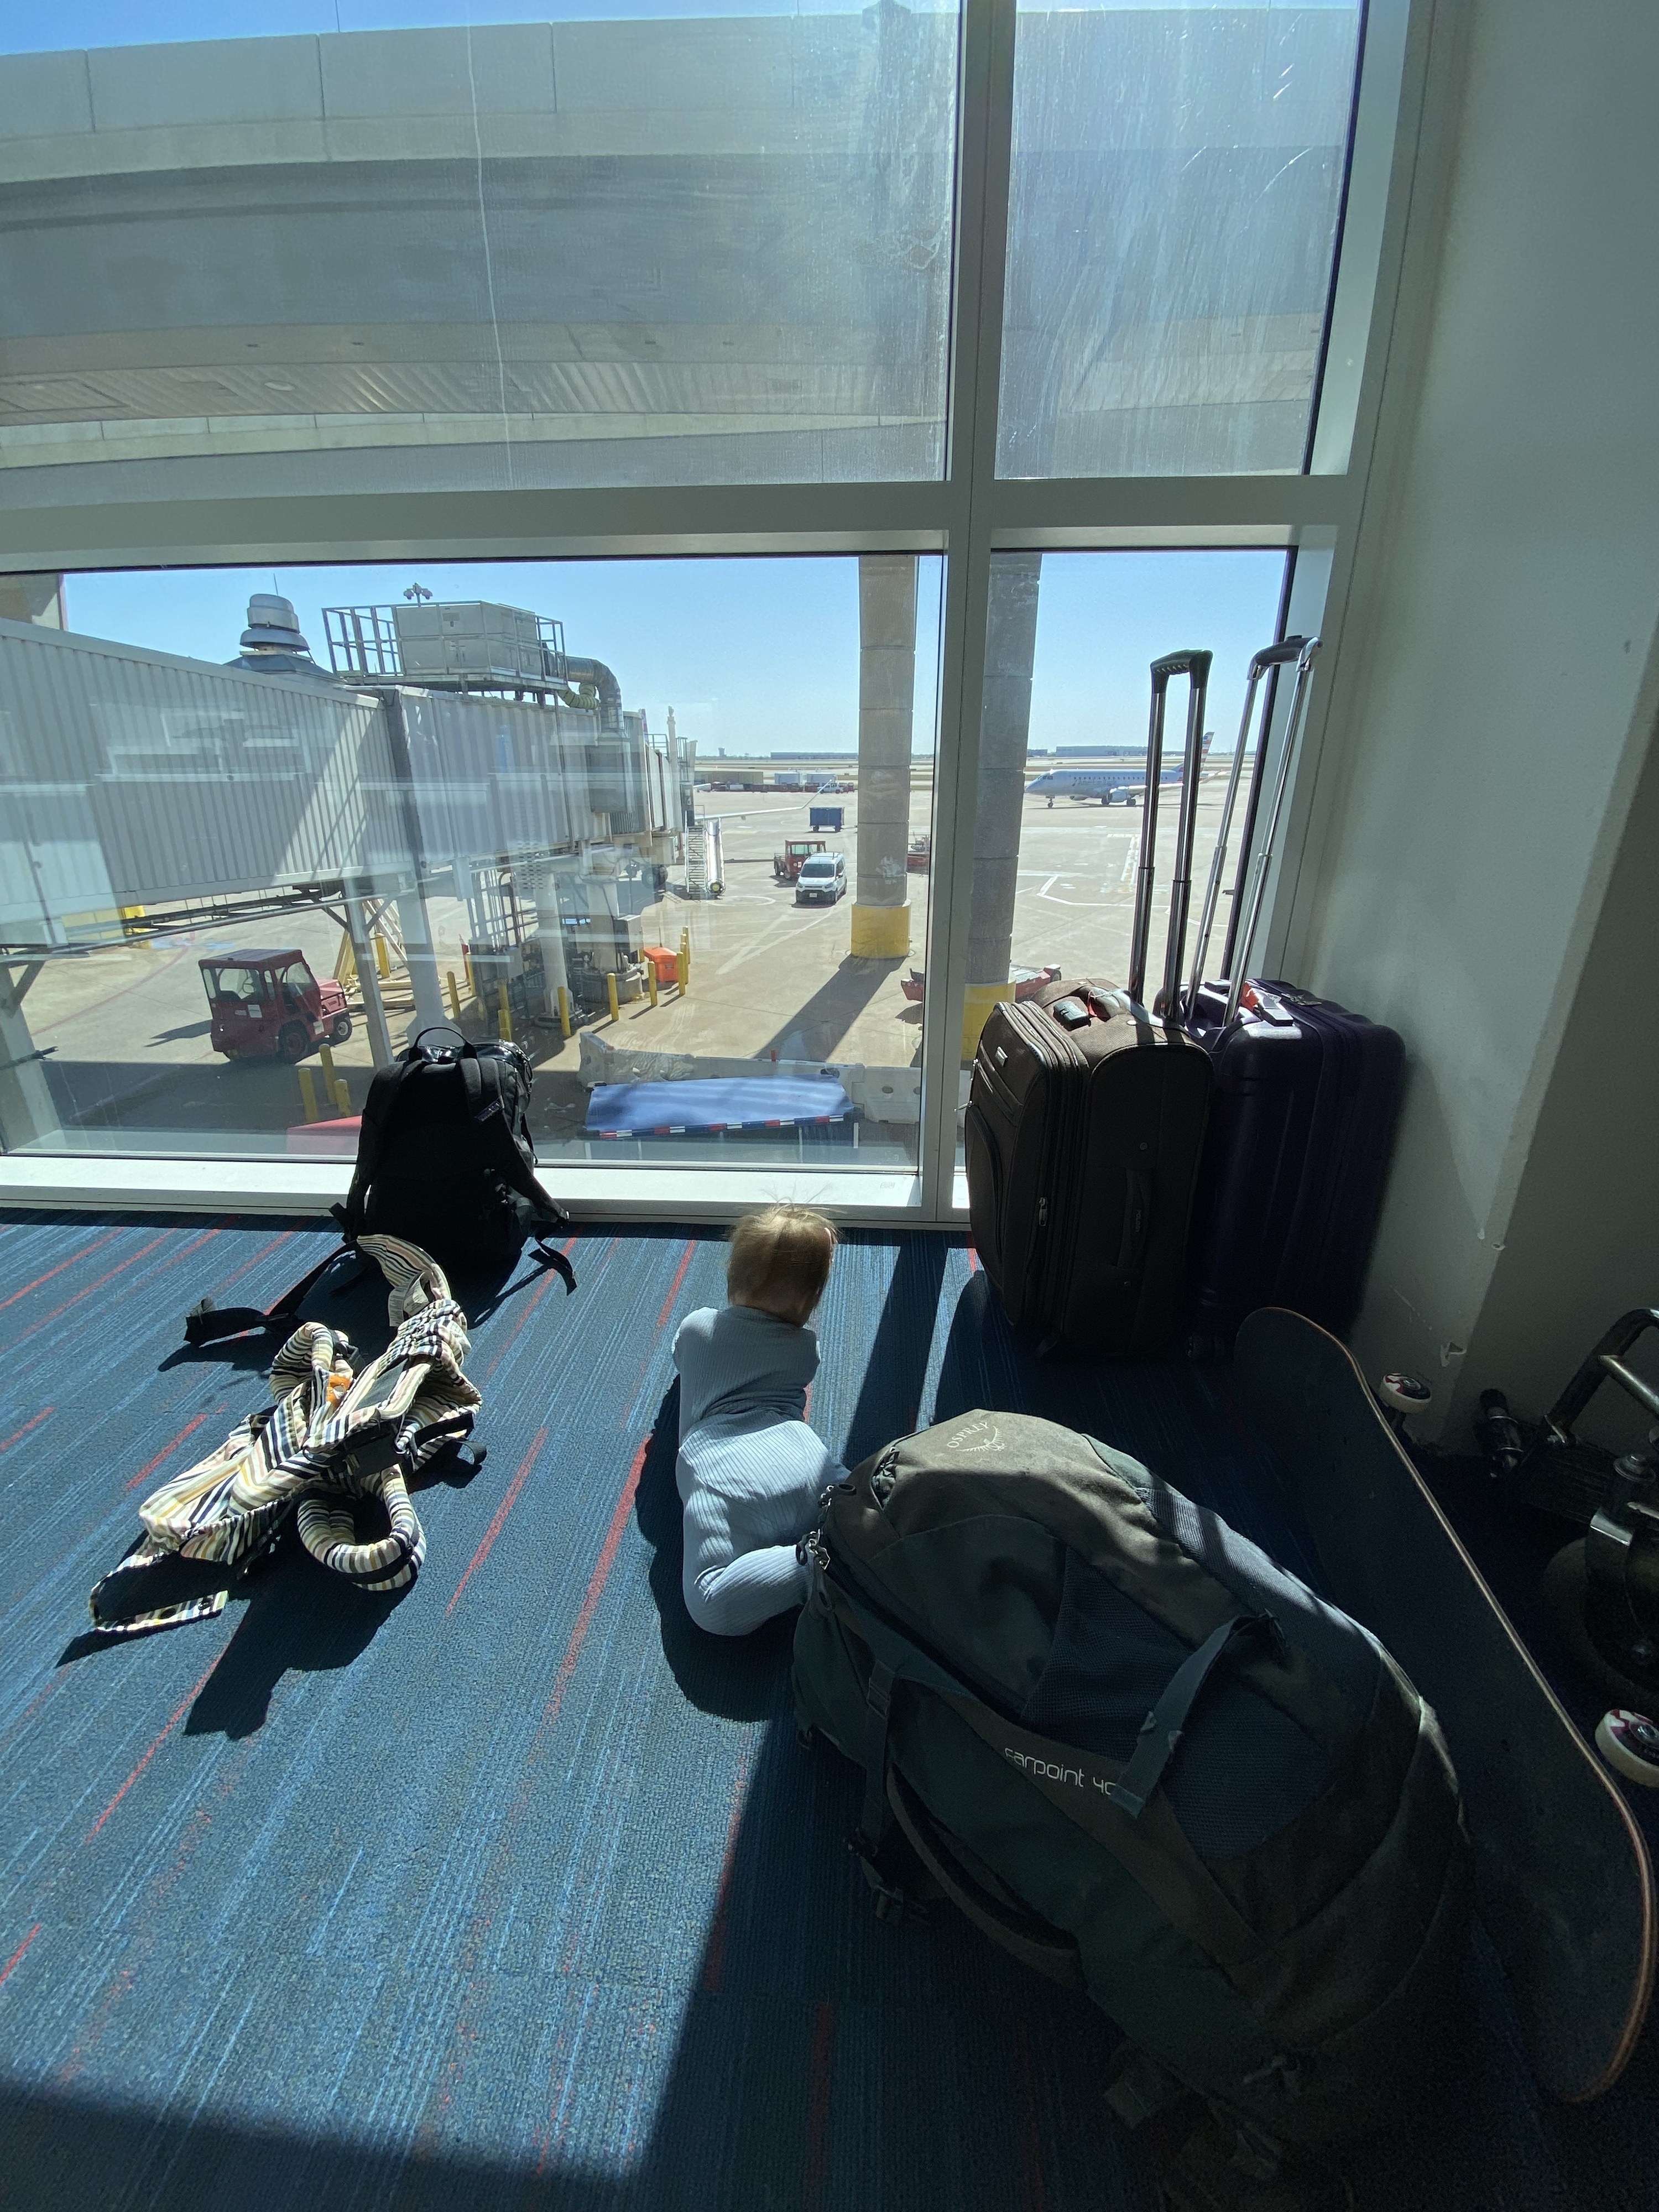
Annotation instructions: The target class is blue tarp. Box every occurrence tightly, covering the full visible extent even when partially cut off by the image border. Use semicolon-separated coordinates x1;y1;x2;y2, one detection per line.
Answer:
585;1076;855;1138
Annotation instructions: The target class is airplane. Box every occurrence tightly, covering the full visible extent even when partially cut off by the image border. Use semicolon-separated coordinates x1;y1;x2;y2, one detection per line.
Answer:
1025;733;1213;807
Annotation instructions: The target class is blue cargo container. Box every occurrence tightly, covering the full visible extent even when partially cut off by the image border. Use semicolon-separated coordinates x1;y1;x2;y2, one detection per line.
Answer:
808;804;844;831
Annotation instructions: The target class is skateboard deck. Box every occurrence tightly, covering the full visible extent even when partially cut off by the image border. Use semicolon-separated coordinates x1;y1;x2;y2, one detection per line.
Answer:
1230;1306;1655;2103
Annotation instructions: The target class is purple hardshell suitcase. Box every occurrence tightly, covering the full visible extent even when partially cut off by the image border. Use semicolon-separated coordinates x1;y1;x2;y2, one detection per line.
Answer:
1178;640;1405;1348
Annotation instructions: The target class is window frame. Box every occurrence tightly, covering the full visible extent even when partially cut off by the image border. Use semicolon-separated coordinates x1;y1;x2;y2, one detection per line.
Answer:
0;0;1429;1227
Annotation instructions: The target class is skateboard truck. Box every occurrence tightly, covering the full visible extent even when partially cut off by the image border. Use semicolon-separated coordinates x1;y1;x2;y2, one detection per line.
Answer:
1474;1388;1527;1479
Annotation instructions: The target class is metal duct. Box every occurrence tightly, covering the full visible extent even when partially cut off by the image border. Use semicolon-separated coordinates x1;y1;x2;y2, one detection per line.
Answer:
558;655;623;733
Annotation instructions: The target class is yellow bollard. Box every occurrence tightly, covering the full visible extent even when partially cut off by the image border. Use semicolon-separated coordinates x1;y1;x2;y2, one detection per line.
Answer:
297;1066;320;1123
373;934;391;980
648;964;659;1009
463;950;475;999
446;969;463;1024
678;926;691;988
317;1044;351;1116
497;983;513;1043
557;984;572;1039
607;971;620;1024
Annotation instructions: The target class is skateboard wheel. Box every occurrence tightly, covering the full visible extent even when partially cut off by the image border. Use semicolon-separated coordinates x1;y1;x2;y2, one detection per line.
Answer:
1379;1373;1432;1417
1595;1709;1659;1787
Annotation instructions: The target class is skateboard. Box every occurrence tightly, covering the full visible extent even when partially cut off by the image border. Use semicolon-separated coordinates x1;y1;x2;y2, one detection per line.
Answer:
1229;1306;1655;2104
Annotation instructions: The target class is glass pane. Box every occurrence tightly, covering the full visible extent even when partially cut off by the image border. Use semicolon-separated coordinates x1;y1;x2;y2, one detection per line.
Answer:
998;3;1363;478
956;549;1290;1159
0;556;941;1173
0;4;959;511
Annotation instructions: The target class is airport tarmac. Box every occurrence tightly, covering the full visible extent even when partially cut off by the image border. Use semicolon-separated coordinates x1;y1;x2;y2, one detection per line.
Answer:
14;774;1239;1156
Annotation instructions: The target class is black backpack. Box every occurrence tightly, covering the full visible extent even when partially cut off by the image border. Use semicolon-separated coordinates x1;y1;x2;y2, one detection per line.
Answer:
793;1410;1469;2151
337;1034;573;1280
184;1034;575;1349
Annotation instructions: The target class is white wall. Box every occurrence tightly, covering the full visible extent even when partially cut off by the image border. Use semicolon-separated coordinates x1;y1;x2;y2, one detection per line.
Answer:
1464;706;1659;1448
1291;0;1659;1436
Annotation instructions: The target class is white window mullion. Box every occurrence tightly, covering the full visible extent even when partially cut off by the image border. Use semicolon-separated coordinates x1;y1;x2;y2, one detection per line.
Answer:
916;0;1021;1225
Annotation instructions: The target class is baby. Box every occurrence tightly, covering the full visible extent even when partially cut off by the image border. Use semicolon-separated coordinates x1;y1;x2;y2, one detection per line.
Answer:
672;1204;845;1637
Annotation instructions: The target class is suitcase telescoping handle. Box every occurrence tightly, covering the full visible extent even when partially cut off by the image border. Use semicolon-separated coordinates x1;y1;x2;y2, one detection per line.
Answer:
1185;637;1308;1019
1222;637;1321;1024
1127;649;1213;1015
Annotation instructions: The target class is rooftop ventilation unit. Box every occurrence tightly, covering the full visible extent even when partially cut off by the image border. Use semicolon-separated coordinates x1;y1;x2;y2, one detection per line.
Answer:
322;601;567;691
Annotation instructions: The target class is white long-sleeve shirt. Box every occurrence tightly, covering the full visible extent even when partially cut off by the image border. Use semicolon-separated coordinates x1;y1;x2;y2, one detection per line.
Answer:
672;1303;846;1636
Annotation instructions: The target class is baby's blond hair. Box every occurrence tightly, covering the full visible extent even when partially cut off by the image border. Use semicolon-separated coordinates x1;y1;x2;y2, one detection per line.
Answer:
727;1205;836;1326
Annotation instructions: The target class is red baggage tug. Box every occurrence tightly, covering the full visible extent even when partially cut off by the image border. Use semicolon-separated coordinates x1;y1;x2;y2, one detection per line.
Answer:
200;950;352;1063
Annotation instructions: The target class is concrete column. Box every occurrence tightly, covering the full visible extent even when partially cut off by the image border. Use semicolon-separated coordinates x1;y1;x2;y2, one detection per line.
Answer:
345;889;394;1067
378;687;447;1043
395;880;448;1042
531;860;570;1020
851;555;917;958
0;962;61;1151
963;555;1042;1055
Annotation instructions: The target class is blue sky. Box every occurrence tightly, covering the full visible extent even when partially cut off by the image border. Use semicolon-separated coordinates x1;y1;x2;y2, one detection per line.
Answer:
64;551;1288;756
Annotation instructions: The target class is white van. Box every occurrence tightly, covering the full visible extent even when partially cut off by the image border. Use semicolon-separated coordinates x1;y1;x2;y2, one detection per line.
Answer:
795;852;847;905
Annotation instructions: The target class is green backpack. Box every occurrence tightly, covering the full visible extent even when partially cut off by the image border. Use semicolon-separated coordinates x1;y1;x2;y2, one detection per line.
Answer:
792;1410;1469;2149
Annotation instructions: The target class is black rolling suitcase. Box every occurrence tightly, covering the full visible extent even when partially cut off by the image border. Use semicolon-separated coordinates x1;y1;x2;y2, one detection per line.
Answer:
966;653;1214;1357
1177;639;1404;1349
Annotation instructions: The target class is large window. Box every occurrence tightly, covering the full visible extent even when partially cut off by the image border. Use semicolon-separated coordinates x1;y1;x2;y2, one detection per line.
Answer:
998;3;1363;477
1;557;941;1170
0;1;1410;1213
0;3;959;503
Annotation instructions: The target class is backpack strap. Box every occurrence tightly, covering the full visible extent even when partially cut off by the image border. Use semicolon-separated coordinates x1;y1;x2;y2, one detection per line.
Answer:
182;1241;356;1348
182;1047;435;1347
826;1571;1280;1974
828;1563;1285;1858
1103;1613;1286;1817
460;1050;577;1293
885;1766;1087;1986
824;1568;994;1873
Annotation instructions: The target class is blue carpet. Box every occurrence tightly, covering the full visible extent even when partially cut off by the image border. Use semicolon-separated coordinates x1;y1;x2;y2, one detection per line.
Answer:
0;1215;1645;2211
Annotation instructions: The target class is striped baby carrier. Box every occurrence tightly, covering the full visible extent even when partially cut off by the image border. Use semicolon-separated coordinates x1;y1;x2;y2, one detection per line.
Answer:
91;1236;482;1638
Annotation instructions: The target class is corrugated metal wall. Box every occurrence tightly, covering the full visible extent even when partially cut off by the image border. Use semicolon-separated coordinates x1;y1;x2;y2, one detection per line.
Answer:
0;618;390;920
399;690;614;859
0;617;677;942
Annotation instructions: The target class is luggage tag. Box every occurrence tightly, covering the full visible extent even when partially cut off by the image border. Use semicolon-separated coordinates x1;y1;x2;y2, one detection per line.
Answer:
1049;997;1092;1030
1239;983;1297;1027
1083;987;1150;1023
